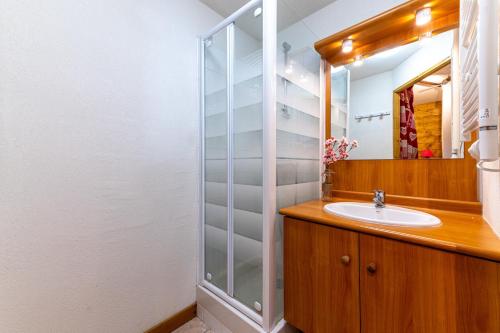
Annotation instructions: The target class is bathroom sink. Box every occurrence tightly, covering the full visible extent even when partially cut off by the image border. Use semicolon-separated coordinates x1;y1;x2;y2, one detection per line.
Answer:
323;202;441;227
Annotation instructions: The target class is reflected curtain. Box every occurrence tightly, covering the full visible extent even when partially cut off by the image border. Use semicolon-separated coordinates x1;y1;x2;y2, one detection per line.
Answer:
399;86;418;159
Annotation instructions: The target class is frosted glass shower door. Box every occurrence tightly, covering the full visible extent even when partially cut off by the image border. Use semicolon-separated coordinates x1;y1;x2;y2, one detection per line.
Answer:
203;28;228;292
233;8;263;313
201;0;266;325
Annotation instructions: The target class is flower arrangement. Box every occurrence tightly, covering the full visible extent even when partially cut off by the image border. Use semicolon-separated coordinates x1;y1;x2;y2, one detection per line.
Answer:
322;136;358;167
322;136;358;201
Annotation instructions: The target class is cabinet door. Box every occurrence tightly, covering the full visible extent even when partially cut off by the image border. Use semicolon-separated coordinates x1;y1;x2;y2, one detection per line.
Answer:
360;234;500;333
284;217;359;333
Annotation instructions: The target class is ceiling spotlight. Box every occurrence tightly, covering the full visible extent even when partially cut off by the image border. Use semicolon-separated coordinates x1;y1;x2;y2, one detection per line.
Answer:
285;64;293;74
416;7;431;26
342;39;353;53
253;7;262;17
353;55;364;67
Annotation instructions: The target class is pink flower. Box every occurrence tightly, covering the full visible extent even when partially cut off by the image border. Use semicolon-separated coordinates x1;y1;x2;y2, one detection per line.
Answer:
323;137;358;165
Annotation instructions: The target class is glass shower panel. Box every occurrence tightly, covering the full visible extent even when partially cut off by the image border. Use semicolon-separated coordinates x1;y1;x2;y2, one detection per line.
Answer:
204;28;228;292
233;6;263;313
331;67;349;138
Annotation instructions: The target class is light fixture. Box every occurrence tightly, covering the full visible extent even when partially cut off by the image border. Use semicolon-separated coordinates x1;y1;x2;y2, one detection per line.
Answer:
253;7;262;17
353;55;364;67
300;74;308;82
416;7;431;26
285;64;293;74
419;31;432;43
342;39;353;53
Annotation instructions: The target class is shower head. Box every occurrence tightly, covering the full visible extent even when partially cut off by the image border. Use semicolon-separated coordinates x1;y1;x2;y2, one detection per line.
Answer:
282;42;292;68
282;42;291;53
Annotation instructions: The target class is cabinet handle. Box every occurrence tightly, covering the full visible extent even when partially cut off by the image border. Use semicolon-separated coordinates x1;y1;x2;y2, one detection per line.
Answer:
340;255;350;265
367;263;377;274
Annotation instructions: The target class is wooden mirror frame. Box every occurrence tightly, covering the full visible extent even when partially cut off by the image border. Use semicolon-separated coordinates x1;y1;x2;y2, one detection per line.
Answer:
315;0;459;67
319;0;459;142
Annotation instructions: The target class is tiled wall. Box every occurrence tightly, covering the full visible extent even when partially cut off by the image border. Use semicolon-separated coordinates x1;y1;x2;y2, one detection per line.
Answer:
274;47;321;319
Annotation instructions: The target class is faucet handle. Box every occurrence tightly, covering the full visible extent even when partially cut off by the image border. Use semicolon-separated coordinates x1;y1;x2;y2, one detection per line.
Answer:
373;190;385;207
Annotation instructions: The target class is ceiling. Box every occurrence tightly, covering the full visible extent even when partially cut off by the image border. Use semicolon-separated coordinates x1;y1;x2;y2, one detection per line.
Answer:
343;29;453;81
200;0;337;39
414;63;451;105
347;41;422;81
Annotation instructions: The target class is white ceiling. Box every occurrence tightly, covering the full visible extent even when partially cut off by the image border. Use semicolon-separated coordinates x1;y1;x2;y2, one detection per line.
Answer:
414;63;451;105
200;0;337;39
346;42;423;81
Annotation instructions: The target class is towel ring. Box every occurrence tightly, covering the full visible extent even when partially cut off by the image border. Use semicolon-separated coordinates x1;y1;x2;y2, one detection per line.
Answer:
477;160;500;173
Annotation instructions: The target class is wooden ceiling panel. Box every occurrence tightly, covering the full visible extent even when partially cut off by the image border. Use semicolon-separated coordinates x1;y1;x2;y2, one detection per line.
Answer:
314;0;459;66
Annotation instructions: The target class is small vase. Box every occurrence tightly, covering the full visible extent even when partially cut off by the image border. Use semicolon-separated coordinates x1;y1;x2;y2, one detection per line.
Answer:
321;169;335;201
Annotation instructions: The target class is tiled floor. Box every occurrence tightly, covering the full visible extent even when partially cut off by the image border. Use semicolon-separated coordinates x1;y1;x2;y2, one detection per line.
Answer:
173;318;213;333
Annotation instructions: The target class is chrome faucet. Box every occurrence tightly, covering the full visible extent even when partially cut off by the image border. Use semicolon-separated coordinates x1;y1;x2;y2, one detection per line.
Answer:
373;190;385;208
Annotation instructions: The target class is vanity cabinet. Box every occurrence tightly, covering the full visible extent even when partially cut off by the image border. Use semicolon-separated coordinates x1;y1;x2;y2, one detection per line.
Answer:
284;218;360;332
284;217;500;333
360;234;500;332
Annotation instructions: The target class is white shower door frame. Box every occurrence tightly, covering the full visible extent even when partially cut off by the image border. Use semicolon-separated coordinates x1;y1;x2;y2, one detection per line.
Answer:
198;0;278;331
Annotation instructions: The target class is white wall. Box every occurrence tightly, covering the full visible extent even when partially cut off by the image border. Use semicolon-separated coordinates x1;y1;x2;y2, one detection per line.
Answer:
482;160;500;237
392;32;454;88
0;1;220;332
347;31;453;160
349;71;394;159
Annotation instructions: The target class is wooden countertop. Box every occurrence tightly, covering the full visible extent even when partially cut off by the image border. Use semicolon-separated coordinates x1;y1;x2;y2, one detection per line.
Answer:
279;199;500;262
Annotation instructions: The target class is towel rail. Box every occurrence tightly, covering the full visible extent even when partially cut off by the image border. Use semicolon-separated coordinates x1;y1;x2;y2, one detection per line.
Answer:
354;112;391;121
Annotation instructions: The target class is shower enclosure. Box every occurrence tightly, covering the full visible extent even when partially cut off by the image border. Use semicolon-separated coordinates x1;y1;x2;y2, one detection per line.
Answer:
199;0;321;331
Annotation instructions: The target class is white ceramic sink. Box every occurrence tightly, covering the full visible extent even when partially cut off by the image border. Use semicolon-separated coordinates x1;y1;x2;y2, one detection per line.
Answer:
323;202;441;227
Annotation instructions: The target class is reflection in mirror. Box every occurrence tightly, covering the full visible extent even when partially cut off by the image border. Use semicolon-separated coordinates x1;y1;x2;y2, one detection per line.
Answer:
330;29;463;160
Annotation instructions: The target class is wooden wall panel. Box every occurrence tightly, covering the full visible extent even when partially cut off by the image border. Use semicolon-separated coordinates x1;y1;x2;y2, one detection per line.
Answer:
414;101;443;157
329;156;478;202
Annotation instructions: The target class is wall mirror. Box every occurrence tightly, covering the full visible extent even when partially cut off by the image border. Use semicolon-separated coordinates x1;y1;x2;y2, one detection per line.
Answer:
317;0;461;160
